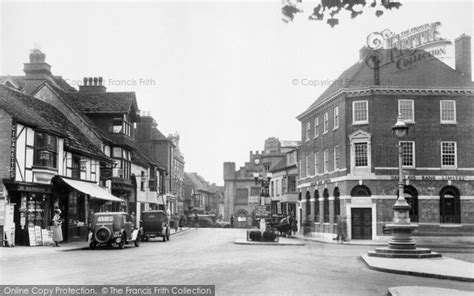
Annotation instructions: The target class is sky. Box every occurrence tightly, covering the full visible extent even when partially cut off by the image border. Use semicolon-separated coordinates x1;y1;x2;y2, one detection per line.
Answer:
1;0;473;185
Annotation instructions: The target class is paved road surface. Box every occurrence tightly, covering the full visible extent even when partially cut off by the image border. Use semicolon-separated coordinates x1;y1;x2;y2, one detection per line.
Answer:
1;228;473;295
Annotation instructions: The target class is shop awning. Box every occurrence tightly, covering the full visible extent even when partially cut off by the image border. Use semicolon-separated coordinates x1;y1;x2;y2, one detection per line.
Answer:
59;177;124;203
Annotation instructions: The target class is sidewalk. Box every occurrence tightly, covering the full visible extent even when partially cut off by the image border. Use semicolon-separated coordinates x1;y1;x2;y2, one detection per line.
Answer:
0;227;193;257
295;232;474;282
294;232;474;248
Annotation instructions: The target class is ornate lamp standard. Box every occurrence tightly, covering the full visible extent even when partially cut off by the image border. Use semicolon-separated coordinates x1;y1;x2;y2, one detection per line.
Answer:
253;158;272;230
368;114;440;258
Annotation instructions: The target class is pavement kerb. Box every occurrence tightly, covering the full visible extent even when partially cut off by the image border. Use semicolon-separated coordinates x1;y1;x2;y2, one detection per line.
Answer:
234;238;305;246
360;255;474;282
294;233;387;246
0;228;194;253
387;286;474;296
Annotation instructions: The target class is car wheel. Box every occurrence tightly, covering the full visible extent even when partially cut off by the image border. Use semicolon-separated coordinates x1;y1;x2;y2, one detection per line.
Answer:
118;233;126;249
134;234;141;247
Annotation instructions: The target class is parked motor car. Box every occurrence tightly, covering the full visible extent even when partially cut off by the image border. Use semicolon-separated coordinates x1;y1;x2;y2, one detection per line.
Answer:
215;221;231;228
197;217;216;228
140;210;170;242
89;212;141;249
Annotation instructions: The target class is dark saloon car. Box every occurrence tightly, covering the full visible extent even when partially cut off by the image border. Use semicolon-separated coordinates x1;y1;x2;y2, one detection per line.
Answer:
140;210;170;242
89;212;141;249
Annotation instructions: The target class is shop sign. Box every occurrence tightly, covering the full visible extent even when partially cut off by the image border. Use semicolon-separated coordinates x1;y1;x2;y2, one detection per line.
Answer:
390;175;469;181
255;205;269;218
10;124;16;179
28;227;37;246
100;166;113;180
248;195;259;204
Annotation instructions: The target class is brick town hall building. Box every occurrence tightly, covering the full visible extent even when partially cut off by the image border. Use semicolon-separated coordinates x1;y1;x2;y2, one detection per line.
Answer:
296;34;474;240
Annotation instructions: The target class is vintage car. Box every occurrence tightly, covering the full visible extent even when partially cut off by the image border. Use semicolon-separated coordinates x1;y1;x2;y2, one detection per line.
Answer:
140;210;170;242
89;212;141;249
215;220;231;228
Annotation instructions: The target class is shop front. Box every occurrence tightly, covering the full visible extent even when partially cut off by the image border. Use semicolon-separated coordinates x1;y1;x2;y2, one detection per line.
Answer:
52;176;124;242
3;181;53;246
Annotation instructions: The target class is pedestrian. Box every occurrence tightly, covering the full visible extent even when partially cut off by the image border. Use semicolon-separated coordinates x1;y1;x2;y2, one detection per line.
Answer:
52;209;63;247
334;215;347;243
179;215;185;230
230;214;234;228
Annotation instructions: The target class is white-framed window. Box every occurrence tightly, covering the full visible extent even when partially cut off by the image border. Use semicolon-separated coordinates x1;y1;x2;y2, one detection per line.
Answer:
305;122;311;141
323;112;329;134
354;143;368;167
314;117;319;138
306;155;311;176
400;141;415;167
334;146;339;170
333;106;339;129
440;100;456;124
441;141;457;168
399;100;414;122
323;149;329;173
314;152;319;175
352;100;368;125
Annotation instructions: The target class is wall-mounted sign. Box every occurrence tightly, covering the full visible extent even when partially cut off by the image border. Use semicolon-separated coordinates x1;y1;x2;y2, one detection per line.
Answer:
10;124;16;180
100;167;113;180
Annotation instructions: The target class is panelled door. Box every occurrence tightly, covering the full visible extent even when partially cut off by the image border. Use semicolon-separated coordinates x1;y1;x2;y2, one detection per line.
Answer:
351;208;372;240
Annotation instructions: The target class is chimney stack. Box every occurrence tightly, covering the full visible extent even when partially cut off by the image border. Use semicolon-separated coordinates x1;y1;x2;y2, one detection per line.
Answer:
23;49;52;79
455;34;471;81
79;76;106;92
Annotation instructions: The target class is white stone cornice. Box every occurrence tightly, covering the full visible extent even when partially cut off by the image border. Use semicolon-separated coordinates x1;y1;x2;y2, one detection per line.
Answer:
297;86;474;120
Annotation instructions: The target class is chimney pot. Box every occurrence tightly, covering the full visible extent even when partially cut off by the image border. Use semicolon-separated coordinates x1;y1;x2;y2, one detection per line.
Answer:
83;77;87;86
99;77;103;86
93;77;98;86
88;77;93;85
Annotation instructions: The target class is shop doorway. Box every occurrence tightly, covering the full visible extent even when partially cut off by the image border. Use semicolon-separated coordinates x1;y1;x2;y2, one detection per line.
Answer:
351;208;372;240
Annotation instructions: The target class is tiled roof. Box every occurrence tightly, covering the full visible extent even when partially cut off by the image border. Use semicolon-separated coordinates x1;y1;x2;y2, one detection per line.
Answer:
0;85;59;133
45;84;115;144
300;48;474;118
0;75;77;94
0;85;110;161
270;158;287;172
151;128;168;141
185;172;214;193
64;92;138;114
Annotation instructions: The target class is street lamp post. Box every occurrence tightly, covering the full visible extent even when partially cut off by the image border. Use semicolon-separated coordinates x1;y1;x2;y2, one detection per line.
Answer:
387;113;418;250
253;157;272;230
367;114;440;258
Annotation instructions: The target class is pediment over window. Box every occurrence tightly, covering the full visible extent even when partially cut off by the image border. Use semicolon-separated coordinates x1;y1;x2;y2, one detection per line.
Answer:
349;129;372;140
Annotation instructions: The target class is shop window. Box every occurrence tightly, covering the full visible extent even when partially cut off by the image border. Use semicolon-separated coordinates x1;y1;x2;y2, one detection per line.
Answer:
334;187;340;222
397;185;418;223
314;190;320;222
305;191;311;221
34;132;57;168
440;186;460;224
323;189;329;223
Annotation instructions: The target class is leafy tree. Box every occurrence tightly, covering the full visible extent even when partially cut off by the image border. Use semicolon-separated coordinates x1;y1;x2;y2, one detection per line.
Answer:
282;0;402;27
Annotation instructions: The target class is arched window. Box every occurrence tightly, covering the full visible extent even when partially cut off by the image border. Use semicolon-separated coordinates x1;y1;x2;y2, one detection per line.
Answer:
440;186;461;224
350;185;371;197
314;190;320;223
305;191;311;220
323;189;329;223
397;185;418;222
334;187;340;222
